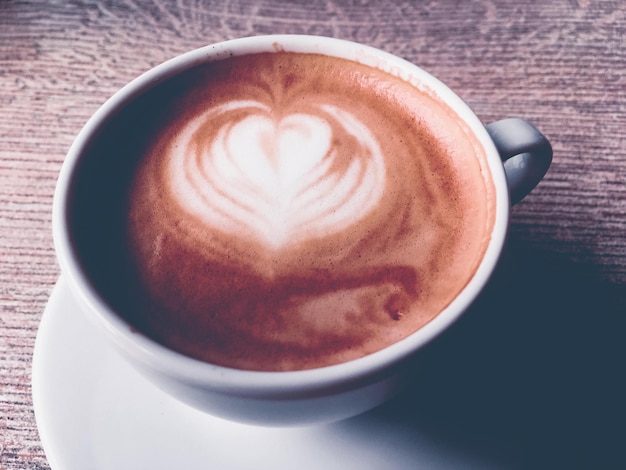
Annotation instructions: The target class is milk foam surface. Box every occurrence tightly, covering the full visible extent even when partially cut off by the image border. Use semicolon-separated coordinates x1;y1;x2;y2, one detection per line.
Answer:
125;52;496;371
168;101;386;249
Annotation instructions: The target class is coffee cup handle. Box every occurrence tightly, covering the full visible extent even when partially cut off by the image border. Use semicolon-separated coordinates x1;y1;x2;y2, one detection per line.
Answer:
486;118;553;205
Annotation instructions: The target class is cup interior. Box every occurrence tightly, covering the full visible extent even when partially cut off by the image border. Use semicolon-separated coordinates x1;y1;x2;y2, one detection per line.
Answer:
53;35;510;395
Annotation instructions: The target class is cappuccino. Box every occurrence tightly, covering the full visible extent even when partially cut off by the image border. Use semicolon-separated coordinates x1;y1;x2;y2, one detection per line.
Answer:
117;51;496;371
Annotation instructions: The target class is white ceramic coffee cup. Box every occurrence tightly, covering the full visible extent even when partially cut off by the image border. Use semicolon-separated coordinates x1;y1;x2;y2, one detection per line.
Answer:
53;35;552;426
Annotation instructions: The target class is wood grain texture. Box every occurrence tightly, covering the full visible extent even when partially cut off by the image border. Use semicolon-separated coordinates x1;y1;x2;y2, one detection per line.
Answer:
1;0;625;468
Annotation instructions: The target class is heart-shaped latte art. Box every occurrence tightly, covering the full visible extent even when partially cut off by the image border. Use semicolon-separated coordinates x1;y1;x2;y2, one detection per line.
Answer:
166;101;387;249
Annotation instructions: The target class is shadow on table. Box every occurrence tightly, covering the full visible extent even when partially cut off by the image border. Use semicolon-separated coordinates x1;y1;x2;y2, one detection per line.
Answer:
331;236;626;469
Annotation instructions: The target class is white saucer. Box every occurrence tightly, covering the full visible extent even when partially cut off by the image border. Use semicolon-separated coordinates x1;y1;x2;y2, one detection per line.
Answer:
33;278;502;470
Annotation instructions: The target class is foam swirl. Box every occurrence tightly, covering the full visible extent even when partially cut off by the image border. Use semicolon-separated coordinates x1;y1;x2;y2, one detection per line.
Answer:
166;101;386;249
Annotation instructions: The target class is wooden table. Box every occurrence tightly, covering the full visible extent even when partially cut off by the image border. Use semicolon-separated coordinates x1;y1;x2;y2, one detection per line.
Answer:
1;1;625;468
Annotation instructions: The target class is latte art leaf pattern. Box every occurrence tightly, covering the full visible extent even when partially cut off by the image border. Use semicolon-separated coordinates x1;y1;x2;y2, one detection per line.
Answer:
167;100;386;248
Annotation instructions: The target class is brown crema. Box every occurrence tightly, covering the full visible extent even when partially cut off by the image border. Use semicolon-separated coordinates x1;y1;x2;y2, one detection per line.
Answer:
125;51;496;371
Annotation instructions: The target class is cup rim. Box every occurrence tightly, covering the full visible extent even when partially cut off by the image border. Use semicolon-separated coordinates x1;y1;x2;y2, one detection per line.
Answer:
53;34;510;397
